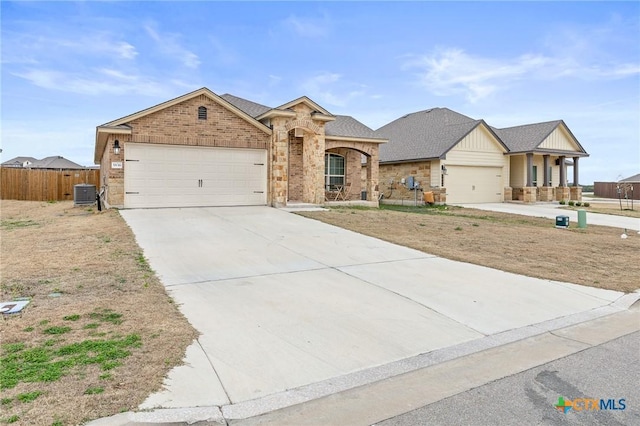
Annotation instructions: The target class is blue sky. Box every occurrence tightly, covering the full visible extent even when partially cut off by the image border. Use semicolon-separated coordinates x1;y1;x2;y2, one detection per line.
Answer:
2;1;639;184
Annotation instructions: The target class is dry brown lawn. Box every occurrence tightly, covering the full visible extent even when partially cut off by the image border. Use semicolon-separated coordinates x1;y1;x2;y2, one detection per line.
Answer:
300;204;640;293
1;201;197;426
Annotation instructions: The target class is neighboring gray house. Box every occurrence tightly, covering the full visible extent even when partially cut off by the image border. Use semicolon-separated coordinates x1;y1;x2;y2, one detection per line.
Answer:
620;173;640;183
2;156;86;170
1;156;37;168
375;108;589;203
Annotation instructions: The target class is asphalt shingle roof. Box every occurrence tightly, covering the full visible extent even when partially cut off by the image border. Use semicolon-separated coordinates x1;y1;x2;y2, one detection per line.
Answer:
491;120;562;152
220;94;272;118
221;94;381;140
325;115;380;139
620;173;640;183
2;156;85;169
375;108;480;162
2;156;38;167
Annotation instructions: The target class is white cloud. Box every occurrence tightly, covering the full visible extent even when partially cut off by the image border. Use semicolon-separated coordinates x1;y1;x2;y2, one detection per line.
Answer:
13;68;188;97
299;72;366;108
2;30;138;62
404;47;640;103
283;14;331;38
144;24;200;69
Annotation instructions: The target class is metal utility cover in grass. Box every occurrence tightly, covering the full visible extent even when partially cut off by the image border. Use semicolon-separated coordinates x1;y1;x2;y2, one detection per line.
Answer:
0;300;29;316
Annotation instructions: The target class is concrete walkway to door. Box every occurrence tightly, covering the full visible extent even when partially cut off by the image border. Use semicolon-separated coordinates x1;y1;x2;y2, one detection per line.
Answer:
118;206;635;421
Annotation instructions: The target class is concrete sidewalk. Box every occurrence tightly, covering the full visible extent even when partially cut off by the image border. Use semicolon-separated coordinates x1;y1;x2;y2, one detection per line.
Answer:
88;206;639;425
456;202;640;231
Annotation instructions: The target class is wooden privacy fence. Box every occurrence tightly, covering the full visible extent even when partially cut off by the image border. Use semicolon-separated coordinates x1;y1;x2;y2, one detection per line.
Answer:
1;168;100;201
594;181;639;200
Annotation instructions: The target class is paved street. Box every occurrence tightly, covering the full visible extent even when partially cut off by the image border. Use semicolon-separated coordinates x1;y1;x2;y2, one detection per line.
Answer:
377;331;640;426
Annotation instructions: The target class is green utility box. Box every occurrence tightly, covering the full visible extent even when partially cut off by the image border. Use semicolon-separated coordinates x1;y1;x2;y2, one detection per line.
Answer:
577;209;587;228
555;215;569;228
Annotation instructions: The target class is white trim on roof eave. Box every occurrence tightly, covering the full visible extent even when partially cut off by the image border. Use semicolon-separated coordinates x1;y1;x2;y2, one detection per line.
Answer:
96;126;132;135
380;157;439;164
276;96;333;116
327;135;387;144
310;113;335;122
255;109;297;120
504;149;589;157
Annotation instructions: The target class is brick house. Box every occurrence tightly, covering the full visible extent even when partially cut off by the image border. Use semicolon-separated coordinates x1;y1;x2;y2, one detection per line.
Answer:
375;108;588;204
95;88;386;209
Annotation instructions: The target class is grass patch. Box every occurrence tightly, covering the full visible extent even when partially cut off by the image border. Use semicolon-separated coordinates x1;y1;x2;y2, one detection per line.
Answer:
43;326;72;335
0;334;141;390
89;309;123;325
17;390;43;403
63;314;81;321
83;323;100;330
4;414;19;424
84;387;104;395
1;219;38;229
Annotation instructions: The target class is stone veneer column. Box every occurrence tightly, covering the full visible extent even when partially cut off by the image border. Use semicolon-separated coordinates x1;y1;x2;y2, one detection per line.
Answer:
270;118;289;207
366;151;380;202
302;132;325;204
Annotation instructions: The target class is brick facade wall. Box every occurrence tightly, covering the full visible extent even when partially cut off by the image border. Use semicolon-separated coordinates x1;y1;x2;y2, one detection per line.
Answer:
100;93;381;208
102;95;270;207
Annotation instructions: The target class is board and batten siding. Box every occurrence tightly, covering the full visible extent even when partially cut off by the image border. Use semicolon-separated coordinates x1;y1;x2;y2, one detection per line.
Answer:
444;126;509;191
445;126;508;167
539;126;580;151
510;155;526;188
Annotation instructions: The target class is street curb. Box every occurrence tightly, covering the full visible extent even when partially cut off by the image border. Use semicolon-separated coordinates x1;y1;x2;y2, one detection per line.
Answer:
86;291;639;425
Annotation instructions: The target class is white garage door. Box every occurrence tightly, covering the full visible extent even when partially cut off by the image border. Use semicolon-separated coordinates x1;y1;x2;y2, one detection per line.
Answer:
445;166;503;203
124;143;267;208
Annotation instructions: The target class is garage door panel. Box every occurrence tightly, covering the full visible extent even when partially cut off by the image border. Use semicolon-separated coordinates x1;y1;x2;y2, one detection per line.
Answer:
446;166;503;204
124;144;267;208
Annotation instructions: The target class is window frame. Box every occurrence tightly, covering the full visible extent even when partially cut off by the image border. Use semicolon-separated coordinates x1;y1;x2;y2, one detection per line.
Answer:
324;153;345;191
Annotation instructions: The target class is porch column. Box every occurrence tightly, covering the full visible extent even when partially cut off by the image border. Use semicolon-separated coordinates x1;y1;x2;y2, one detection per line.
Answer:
543;155;550;187
559;156;566;187
573;157;579;186
526;153;533;187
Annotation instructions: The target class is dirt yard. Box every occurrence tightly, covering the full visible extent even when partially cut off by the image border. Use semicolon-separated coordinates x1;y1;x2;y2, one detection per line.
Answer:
301;204;640;294
1;201;197;426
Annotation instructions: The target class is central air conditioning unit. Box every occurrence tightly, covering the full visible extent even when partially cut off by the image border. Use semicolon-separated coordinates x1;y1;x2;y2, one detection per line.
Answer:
294;128;304;138
74;184;96;206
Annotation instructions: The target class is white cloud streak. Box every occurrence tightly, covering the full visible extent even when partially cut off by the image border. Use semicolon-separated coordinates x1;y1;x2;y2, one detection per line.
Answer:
283;14;331;38
405;47;639;103
300;72;366;108
144;24;200;69
14;68;196;97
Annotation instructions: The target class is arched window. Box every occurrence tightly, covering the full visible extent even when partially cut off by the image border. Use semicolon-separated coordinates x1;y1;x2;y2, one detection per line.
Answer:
324;153;345;190
198;106;207;120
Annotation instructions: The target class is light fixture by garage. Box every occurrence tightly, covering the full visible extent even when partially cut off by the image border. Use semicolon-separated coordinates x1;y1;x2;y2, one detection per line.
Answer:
113;139;121;155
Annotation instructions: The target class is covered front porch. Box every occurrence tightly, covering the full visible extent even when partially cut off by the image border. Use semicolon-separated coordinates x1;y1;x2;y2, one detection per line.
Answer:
509;152;586;203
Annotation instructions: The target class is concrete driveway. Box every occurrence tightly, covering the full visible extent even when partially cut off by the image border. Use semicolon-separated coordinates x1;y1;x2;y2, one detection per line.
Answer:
120;206;628;416
456;202;640;231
